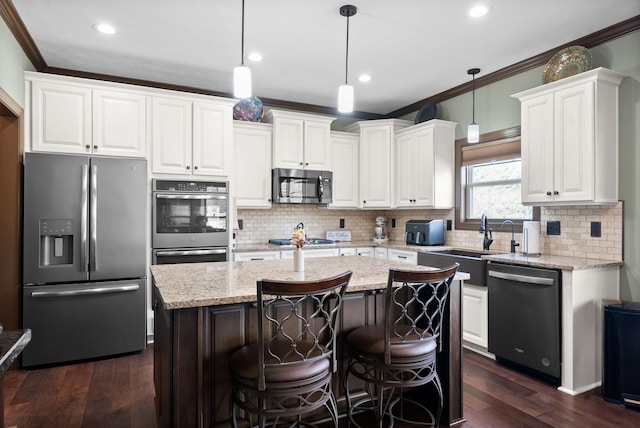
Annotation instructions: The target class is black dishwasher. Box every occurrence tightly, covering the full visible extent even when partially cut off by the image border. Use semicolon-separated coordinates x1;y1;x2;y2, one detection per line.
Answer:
487;262;561;381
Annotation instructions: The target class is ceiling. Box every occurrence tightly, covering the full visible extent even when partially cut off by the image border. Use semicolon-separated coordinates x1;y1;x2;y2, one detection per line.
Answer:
8;0;640;117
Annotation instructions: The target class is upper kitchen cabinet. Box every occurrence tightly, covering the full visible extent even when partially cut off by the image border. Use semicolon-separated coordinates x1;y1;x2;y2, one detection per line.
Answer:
329;131;359;208
264;109;336;170
512;67;626;205
233;121;273;208
27;72;147;157
346;119;412;208
151;95;234;177
394;120;456;209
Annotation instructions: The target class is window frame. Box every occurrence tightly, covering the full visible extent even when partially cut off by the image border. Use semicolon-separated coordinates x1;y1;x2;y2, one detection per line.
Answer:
454;126;539;233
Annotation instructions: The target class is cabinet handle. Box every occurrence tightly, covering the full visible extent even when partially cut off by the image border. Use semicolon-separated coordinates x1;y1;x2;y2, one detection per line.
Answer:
363;200;366;204
398;255;407;259
186;166;190;170
553;190;559;195
546;191;552;196
250;257;264;260
85;145;91;149
194;165;198;170
299;162;303;166
305;162;309;166
93;145;98;150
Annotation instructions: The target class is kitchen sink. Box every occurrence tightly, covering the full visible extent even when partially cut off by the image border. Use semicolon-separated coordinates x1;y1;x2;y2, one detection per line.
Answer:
418;249;488;286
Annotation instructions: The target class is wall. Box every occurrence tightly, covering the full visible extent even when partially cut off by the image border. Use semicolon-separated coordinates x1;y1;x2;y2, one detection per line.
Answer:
0;17;34;107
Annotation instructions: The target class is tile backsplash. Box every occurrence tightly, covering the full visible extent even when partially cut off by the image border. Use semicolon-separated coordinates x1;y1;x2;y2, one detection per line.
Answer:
235;201;623;261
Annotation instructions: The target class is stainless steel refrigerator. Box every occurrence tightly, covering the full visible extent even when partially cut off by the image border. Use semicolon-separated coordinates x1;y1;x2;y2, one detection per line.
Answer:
22;152;147;367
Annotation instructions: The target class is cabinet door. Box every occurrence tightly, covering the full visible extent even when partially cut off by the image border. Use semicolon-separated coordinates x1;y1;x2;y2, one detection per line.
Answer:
521;94;555;204
303;120;331;170
234;251;280;261
395;133;414;207
374;247;388;260
31;80;91;154
330;133;359;208
233;123;272;208
151;97;193;175
553;82;595;202
360;126;392;208
413;127;435;206
339;248;357;256
272;117;304;168
356;247;374;257
93;89;147;157
193;101;232;177
462;284;488;347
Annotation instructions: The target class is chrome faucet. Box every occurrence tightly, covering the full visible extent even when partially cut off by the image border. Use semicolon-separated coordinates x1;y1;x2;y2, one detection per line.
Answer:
500;220;519;253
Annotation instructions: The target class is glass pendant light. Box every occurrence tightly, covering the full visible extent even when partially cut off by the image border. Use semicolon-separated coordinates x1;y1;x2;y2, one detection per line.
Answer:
338;5;357;113
234;0;251;99
467;67;480;143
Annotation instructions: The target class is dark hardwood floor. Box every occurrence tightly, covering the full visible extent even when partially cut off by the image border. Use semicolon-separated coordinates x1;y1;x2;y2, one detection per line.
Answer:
3;346;639;427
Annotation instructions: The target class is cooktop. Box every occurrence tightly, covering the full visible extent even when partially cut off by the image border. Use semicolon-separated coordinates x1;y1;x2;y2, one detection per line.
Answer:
268;238;335;246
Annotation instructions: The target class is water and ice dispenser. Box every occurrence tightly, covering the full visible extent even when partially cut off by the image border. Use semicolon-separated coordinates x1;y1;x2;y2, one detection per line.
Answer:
40;219;74;265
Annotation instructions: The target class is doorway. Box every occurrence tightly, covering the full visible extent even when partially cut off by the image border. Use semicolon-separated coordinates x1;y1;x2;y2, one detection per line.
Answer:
0;87;23;335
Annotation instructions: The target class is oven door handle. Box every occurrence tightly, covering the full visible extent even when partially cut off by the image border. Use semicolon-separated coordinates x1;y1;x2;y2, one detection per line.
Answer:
488;270;554;286
155;194;227;200
155;249;227;257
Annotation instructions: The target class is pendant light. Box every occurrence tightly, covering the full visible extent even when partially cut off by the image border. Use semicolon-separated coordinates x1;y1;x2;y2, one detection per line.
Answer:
338;5;357;113
467;67;480;143
233;0;251;99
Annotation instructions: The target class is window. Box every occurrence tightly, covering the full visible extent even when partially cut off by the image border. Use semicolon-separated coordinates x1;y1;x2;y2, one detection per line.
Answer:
455;128;539;232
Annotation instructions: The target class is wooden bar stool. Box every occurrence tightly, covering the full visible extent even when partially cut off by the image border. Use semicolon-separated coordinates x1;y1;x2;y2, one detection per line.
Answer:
344;264;459;427
229;270;353;428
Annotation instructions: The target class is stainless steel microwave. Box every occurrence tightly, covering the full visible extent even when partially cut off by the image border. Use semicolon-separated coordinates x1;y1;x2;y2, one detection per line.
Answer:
272;168;333;204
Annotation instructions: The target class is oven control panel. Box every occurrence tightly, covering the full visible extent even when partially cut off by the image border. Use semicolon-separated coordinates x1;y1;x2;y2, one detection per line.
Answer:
153;179;228;193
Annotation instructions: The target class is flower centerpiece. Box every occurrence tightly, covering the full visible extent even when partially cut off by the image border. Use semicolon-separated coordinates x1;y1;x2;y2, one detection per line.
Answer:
291;225;306;271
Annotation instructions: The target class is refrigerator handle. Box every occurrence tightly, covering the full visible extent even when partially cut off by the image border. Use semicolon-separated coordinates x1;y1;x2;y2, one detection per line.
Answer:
90;164;98;271
81;164;89;272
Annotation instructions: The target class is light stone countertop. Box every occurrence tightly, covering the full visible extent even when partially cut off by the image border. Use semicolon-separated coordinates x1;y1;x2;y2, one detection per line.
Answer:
481;253;623;271
151;255;470;310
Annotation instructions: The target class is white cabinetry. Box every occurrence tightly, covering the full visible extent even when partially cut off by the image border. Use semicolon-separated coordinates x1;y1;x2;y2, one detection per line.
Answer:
387;249;417;265
339;248;357;256
329;131;359;208
281;248;340;259
374;247;388;260
234;251;280;261
356;247;374;258
233;122;273;208
512;67;625;205
346;119;412;208
394;120;456;208
28;73;147;157
151;96;234;177
264;109;335;170
462;284;488;348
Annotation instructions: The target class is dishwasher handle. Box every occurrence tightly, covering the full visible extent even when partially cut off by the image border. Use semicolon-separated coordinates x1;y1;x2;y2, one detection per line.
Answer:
488;270;554;286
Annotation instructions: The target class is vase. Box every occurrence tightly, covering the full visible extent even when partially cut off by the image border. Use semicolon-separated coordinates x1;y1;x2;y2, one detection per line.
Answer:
293;247;304;272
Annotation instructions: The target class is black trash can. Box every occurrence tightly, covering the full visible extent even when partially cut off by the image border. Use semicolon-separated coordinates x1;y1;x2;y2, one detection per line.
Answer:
603;301;640;410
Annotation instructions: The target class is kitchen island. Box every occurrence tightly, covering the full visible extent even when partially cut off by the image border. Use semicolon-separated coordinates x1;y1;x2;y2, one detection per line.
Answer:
1;329;31;427
151;256;469;427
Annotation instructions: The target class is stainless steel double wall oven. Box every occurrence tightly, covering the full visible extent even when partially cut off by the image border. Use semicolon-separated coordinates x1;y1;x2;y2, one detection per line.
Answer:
152;179;229;264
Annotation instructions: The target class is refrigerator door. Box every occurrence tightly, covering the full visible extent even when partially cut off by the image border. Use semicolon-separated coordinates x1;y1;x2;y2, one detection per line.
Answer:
23;153;90;284
22;279;146;367
89;157;147;281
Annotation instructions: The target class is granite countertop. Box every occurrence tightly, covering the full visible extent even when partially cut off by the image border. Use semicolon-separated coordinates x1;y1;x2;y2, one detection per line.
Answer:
0;329;31;375
481;253;623;271
151;256;470;310
233;241;450;253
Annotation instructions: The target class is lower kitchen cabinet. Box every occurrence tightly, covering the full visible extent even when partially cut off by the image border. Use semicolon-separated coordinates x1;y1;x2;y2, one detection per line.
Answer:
462;283;489;349
374;247;388;260
234;251;280;261
387;248;418;265
281;248;340;259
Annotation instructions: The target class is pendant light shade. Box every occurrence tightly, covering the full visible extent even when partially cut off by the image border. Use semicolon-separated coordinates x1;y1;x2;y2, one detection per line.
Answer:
467;67;480;143
234;0;251;99
338;5;357;113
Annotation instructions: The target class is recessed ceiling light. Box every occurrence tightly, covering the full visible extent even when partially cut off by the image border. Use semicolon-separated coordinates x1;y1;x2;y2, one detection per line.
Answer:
468;4;489;18
247;52;262;62
358;74;372;83
93;23;117;35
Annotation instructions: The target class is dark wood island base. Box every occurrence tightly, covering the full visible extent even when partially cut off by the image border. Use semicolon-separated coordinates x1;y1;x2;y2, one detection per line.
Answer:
151;256;466;427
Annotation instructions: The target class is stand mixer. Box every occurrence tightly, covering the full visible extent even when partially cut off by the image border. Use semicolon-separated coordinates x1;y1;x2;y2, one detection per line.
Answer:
372;216;389;243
